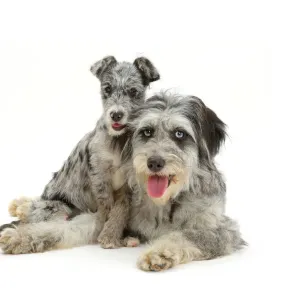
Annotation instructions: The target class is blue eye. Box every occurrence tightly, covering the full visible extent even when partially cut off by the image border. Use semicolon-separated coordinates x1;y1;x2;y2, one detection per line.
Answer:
175;130;185;139
143;129;153;137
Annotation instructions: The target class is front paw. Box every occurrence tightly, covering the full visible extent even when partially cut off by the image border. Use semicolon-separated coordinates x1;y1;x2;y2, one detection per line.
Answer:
137;249;177;272
97;232;122;249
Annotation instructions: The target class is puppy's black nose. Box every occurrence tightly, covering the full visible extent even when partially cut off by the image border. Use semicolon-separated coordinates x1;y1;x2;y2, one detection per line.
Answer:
110;111;124;122
147;156;165;172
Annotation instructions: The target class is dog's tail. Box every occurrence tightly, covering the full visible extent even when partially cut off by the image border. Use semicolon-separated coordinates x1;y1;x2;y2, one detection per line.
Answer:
0;212;100;254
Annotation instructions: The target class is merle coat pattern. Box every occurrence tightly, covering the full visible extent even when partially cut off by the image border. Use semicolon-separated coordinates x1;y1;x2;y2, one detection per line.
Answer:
4;56;160;249
0;93;244;272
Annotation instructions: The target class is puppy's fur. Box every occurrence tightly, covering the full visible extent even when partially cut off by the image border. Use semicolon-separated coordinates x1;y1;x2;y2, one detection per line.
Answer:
5;56;160;249
0;93;244;272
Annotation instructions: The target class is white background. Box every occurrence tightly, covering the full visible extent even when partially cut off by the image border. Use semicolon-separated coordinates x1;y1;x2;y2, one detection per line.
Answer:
0;0;298;299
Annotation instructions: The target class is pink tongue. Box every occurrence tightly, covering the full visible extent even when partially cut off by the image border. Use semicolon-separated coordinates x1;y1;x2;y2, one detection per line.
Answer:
147;175;168;198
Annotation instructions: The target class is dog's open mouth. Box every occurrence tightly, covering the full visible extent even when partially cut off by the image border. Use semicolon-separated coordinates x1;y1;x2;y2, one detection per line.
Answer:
112;123;126;131
147;175;175;198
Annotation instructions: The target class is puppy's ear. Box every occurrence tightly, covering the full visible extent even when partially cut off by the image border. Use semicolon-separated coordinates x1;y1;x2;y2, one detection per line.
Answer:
204;107;227;157
90;56;117;79
133;57;160;85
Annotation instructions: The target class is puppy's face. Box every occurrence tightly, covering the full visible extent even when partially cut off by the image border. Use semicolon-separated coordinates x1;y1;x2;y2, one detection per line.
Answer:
130;94;226;205
91;56;159;136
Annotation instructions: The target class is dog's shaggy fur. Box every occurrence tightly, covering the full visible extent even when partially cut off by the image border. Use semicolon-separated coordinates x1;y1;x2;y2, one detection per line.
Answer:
4;55;160;249
0;93;244;271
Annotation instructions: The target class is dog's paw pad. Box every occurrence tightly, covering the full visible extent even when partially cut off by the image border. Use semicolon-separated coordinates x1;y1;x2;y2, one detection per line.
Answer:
137;250;175;272
123;237;140;248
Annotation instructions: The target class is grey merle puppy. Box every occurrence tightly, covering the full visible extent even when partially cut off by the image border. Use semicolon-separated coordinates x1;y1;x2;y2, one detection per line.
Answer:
0;93;245;272
3;55;160;249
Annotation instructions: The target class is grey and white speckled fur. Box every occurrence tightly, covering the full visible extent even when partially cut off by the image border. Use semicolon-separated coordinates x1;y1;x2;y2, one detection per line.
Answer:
0;93;245;272
124;93;245;270
4;56;160;249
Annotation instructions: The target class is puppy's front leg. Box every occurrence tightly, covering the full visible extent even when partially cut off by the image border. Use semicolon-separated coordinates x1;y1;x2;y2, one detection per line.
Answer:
97;186;129;249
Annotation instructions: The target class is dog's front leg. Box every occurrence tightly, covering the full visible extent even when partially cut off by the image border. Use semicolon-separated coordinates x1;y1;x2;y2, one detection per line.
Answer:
137;231;202;271
137;215;245;271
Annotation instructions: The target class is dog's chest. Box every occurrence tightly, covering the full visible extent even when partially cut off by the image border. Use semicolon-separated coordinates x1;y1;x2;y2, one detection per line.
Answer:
129;198;174;239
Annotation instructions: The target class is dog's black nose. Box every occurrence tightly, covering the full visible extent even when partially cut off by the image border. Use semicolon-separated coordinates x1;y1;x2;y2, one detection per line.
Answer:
110;111;124;122
147;156;165;172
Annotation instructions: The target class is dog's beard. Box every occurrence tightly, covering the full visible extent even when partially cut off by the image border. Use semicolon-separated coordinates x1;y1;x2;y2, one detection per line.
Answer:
133;153;189;206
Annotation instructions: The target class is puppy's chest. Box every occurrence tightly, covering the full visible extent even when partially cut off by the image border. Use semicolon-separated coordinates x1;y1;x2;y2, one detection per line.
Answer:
111;158;125;191
102;149;125;191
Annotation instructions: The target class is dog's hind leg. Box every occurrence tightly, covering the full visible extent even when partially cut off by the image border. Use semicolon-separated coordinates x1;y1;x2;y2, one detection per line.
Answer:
0;212;100;254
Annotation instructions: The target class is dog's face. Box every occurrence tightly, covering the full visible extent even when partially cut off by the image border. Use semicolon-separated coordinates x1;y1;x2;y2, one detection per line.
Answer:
91;56;160;136
129;94;226;205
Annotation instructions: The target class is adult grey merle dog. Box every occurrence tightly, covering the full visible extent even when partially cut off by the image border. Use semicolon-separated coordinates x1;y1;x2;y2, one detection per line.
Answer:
0;55;160;250
0;93;245;271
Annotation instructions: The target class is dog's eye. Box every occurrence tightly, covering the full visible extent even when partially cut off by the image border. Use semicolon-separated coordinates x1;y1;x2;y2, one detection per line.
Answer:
143;129;153;138
174;130;186;139
129;88;138;97
104;86;112;94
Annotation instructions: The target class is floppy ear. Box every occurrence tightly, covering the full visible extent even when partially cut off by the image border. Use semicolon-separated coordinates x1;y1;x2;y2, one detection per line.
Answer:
205;107;227;157
90;56;117;79
133;57;160;85
188;96;227;158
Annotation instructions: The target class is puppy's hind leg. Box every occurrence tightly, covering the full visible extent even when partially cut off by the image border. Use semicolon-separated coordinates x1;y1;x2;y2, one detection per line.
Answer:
8;196;34;221
8;196;73;223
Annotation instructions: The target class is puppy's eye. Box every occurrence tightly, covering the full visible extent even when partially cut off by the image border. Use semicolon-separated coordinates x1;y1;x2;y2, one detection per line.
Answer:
143;129;153;138
129;88;137;97
104;86;112;94
174;130;186;139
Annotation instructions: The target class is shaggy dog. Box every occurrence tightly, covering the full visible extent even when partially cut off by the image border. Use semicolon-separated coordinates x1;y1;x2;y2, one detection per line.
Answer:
0;93;244;272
